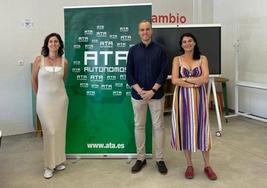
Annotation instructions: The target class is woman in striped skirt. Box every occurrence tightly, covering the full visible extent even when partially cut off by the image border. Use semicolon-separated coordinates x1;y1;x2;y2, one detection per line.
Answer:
171;33;217;180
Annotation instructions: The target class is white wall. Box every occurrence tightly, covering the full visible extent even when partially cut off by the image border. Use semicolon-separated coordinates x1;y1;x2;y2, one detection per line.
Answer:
193;0;213;23
0;0;193;136
214;0;267;118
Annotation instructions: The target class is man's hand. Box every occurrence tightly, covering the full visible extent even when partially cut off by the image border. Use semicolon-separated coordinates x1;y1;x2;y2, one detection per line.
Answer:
137;88;143;96
140;90;154;101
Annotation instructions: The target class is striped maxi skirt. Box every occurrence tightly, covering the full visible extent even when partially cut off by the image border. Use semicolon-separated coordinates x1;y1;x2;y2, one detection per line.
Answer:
171;85;212;152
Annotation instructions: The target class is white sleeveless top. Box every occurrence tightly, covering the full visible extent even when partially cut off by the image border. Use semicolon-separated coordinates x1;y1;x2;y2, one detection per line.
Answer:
37;55;66;95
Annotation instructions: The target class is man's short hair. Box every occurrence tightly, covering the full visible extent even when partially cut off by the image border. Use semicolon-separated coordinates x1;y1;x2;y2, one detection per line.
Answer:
138;20;152;29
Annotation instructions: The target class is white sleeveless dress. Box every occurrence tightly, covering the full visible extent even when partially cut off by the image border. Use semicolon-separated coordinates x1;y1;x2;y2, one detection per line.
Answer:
36;56;68;169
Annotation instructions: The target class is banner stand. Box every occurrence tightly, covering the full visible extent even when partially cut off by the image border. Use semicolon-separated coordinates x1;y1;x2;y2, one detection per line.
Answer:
64;4;152;158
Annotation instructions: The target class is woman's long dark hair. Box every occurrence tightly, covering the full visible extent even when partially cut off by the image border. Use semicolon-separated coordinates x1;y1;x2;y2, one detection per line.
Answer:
41;33;64;57
179;33;201;60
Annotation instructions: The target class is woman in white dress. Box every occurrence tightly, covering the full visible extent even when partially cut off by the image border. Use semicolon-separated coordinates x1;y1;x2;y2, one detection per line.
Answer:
32;33;68;179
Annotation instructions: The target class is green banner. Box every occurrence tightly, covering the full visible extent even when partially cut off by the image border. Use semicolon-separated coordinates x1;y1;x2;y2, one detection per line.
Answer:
64;4;152;157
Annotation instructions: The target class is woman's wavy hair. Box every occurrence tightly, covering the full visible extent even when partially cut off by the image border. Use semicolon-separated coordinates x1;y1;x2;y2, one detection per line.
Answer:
179;33;201;60
41;33;64;57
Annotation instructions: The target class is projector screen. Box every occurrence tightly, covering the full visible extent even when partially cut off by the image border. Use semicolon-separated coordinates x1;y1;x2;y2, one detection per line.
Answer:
152;25;221;75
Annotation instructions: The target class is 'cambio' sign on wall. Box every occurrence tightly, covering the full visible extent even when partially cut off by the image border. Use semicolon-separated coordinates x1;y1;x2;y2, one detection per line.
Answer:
151;0;192;24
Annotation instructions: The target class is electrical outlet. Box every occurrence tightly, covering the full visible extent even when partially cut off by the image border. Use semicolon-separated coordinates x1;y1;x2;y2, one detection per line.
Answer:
18;60;24;66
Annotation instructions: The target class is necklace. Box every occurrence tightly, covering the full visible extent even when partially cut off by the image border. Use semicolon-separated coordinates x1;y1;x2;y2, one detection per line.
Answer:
47;55;59;73
48;55;58;65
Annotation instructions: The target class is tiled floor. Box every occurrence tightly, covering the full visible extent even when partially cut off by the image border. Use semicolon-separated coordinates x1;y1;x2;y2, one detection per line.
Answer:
0;113;266;188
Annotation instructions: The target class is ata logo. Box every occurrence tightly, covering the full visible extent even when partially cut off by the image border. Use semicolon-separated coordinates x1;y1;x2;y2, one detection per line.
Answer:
80;83;89;88
78;37;89;42
120;35;131;41
115;83;123;87
91;39;98;43
73;61;80;65
86;91;95;96
73;44;81;49
85;44;94;50
120;27;129;32
100;41;113;48
113;91;122;96
84;51;128;66
96;25;104;30
101;84;112;90
77;75;87;80
72;68;80;73
117;42;126;48
107;75;116;80
91;84;99;89
84;30;93;35
109;34;118;39
90;75;103;82
96;32;107;37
